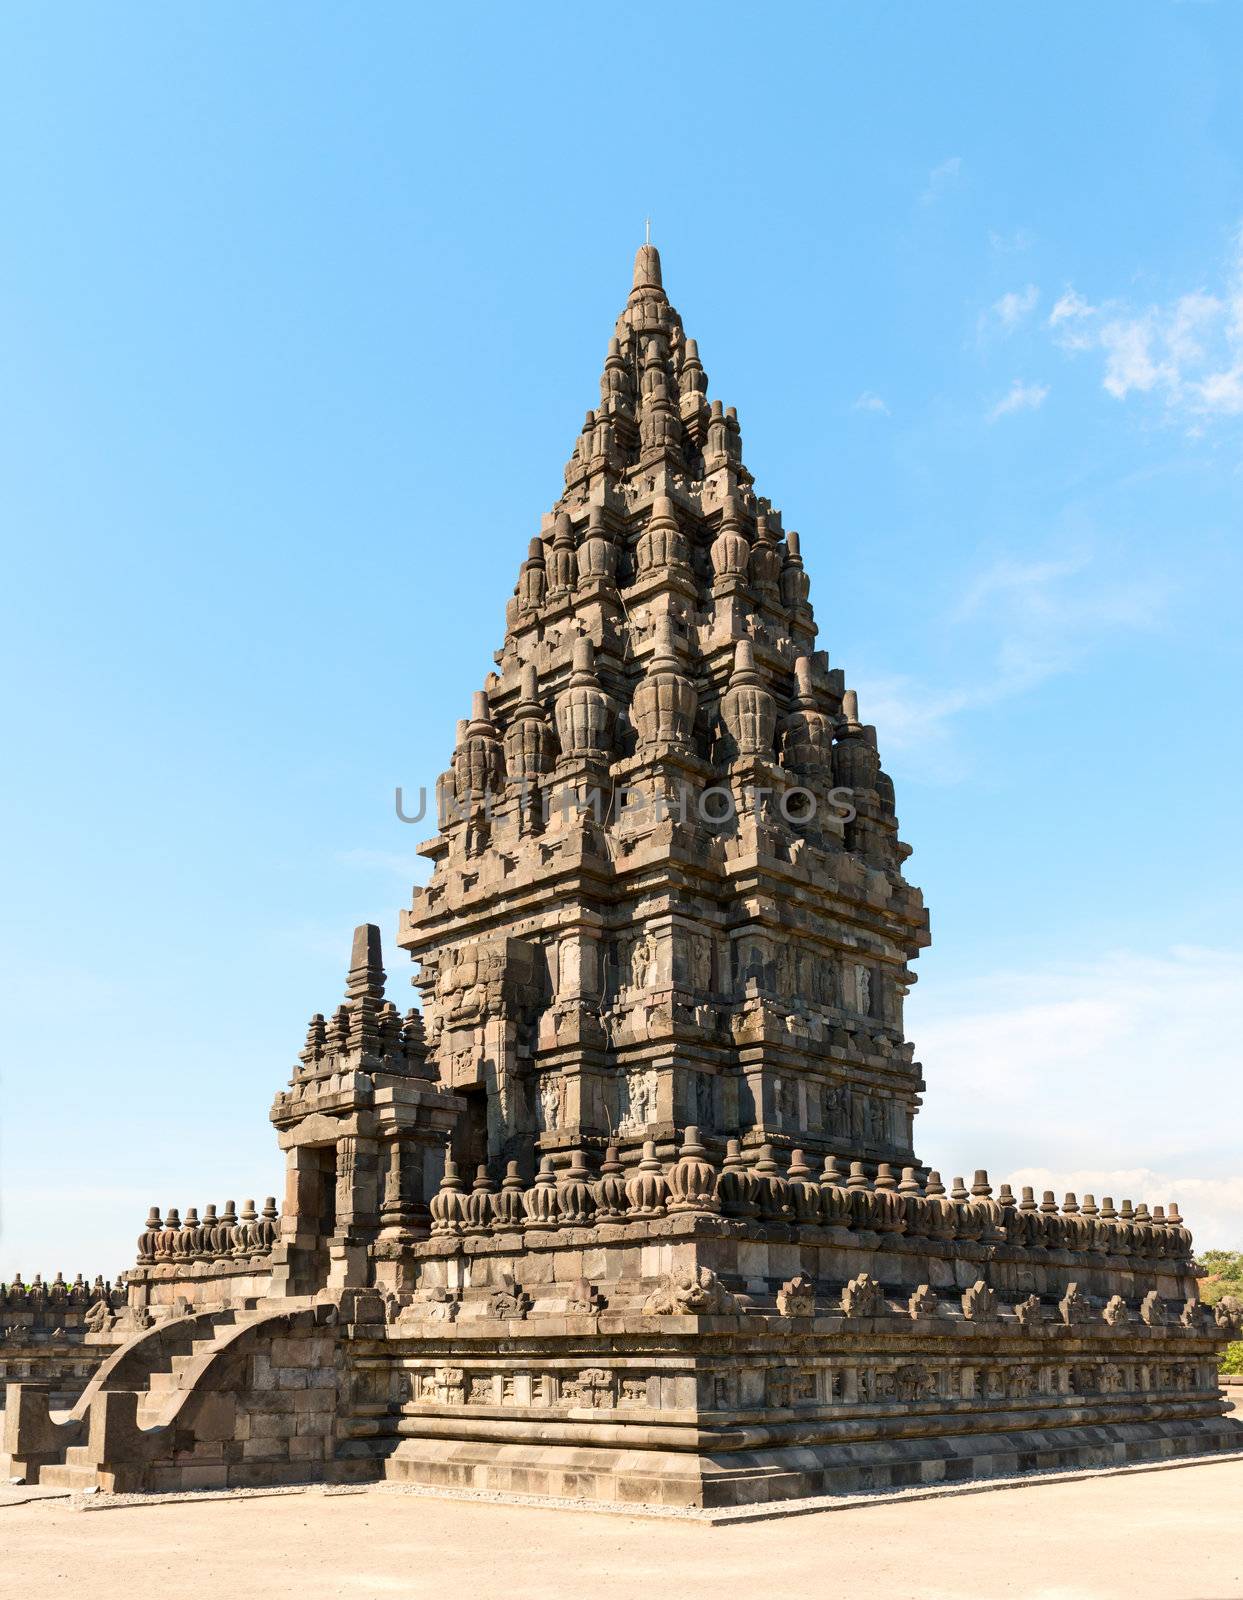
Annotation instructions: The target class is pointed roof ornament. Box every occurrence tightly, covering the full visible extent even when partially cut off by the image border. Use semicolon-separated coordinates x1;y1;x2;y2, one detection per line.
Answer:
632;242;663;293
345;924;385;1003
518;661;540;707
469;689;495;730
569;634;597;680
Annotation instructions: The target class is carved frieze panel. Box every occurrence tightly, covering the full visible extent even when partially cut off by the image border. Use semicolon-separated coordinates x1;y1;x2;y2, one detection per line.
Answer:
562;1367;615;1407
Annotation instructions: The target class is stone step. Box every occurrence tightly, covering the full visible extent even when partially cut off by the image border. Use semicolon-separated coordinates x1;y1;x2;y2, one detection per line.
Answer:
147;1343;217;1389
40;1461;101;1490
146;1365;186;1392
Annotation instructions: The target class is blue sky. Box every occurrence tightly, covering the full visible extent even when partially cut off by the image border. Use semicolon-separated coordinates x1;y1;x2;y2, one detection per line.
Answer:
3;4;1242;1275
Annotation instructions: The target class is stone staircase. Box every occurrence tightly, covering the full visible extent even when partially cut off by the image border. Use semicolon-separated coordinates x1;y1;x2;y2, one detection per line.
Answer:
6;1306;266;1492
5;1297;348;1494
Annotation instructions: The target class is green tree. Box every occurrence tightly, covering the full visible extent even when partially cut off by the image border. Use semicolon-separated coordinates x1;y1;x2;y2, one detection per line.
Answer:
1199;1250;1243;1307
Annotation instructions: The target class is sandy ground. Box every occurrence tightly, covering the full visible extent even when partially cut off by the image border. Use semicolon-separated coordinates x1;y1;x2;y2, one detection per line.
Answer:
2;1460;1242;1600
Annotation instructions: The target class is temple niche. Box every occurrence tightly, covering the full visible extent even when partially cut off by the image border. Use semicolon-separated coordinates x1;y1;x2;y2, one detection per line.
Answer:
6;243;1239;1505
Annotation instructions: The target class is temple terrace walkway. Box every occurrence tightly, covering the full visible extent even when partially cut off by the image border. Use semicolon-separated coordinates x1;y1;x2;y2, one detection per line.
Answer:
2;1456;1241;1600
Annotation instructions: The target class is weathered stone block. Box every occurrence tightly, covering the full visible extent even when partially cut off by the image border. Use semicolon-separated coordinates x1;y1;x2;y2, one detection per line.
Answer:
250;1411;296;1439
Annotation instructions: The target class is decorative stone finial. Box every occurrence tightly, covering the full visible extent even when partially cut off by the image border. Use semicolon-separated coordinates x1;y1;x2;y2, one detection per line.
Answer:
523;1155;562;1230
718;1139;758;1218
625;1140;670;1218
558;1151;597;1226
710;498;751;578
555;635;616;762
577;505;617;588
548;511;577;595
632;242;663;292
668;1126;719;1214
593;1146;628;1220
636;495;690;579
632;611;696;753
781;529;811;610
429;1158;468;1235
345;924;385;1003
721;640;777;761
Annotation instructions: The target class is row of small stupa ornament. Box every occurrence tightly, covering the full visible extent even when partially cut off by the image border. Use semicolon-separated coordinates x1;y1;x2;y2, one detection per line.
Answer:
295;1002;426;1077
135;1199;281;1264
504;497;811;630
428;1131;1194;1261
439;641;886;817
1;1272;120;1307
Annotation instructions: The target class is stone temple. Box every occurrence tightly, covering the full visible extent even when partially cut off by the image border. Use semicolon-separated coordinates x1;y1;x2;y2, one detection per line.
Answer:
6;244;1240;1503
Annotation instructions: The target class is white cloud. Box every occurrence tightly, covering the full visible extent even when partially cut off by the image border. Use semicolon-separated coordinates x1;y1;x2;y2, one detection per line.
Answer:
1167;290;1220;366
1045;225;1243;425
910;945;1243;1248
988;379;1049;421
852;391;891;416
1047;290;1100;353
920;156;962;206
1100;317;1168;398
993;284;1040;330
1195;364;1243;415
1049;288;1096;328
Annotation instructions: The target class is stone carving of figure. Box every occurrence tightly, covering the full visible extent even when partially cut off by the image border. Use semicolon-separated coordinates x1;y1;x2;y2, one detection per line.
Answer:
855;965;871;1017
694;1072;714;1131
539;1074;563;1132
631;933;656;993
689;935;711;995
866;1095;885;1146
772;1076;789;1127
618;1067;656;1133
